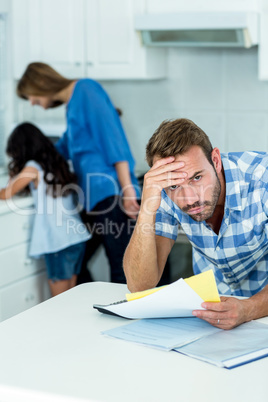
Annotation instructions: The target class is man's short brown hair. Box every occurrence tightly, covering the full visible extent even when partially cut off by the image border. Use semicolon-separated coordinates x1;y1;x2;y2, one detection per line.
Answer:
146;118;214;167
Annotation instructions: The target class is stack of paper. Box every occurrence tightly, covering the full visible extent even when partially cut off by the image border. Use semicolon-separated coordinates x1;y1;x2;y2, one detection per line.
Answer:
94;269;268;368
93;269;220;319
175;320;268;369
102;317;222;351
102;316;268;368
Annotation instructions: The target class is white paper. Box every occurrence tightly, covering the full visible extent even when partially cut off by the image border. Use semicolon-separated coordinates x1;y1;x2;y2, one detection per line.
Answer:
174;320;268;368
103;317;221;351
94;278;204;319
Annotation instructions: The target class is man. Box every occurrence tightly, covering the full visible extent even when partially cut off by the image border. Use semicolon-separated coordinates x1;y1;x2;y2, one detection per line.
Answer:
123;118;268;330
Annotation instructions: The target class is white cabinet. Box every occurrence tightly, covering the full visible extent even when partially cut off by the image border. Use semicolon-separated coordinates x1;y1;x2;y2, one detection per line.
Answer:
85;0;166;79
0;271;49;321
0;199;50;322
11;0;85;79
11;0;166;80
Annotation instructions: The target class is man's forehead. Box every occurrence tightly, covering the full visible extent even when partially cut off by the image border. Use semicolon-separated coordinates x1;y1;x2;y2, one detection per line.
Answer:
153;146;207;168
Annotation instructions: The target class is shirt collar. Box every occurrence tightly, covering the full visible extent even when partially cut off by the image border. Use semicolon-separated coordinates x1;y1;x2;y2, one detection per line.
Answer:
221;154;242;211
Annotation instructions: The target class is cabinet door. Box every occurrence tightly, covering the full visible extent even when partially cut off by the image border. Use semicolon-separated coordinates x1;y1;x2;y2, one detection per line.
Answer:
85;0;166;79
0;210;33;251
12;0;166;80
12;0;85;79
0;271;51;321
0;242;46;287
11;0;32;79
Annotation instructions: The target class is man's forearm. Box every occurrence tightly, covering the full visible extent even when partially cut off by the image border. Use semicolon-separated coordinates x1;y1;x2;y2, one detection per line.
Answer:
124;156;185;292
242;284;268;322
123;212;160;292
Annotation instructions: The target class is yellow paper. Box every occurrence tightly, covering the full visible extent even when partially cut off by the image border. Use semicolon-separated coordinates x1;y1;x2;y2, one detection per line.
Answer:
184;270;220;302
126;269;220;303
126;286;166;301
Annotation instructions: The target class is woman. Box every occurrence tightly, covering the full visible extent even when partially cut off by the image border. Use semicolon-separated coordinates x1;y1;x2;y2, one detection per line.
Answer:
17;62;140;284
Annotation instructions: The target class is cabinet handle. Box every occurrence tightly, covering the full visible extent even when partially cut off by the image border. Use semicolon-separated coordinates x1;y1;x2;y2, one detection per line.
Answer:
24;259;33;266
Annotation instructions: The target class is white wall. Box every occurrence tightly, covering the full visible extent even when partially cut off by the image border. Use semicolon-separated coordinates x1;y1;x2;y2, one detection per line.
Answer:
14;46;268;174
0;0;13;168
102;46;268;173
12;44;268;282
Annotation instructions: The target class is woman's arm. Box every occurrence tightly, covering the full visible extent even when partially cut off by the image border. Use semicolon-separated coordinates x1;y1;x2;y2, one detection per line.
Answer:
55;130;70;160
115;161;140;219
0;166;38;200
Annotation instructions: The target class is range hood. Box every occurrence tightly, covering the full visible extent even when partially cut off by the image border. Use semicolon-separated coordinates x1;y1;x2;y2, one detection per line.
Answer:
135;12;259;48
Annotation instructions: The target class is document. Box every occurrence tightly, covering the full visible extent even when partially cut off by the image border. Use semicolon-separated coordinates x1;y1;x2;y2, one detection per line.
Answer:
102;317;221;351
102;316;268;367
174;320;268;369
98;268;268;368
93;270;220;319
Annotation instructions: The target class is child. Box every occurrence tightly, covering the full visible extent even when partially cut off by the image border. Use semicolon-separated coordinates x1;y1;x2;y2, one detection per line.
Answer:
0;122;91;296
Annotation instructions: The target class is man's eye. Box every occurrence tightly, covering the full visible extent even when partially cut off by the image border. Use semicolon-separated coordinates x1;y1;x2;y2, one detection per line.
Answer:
169;185;178;191
193;175;201;182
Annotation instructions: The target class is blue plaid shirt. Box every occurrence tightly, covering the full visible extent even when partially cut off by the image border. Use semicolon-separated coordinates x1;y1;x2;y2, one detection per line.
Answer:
155;151;268;297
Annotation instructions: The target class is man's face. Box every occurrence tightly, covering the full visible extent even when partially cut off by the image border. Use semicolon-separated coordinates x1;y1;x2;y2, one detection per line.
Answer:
163;146;221;222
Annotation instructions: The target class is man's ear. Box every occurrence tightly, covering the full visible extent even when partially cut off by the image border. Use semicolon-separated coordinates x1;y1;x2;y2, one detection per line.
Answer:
211;148;222;173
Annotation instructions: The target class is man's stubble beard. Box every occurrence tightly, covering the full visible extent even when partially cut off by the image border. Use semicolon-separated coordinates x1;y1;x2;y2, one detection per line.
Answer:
181;174;221;222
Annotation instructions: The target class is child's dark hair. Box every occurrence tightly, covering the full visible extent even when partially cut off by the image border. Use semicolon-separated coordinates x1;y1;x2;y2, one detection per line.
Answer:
6;122;77;197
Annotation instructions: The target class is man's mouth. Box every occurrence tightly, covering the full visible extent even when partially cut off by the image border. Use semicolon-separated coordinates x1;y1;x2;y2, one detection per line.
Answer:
187;205;206;215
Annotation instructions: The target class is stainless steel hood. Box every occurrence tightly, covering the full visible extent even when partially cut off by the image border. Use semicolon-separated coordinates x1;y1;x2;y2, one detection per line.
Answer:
135;12;259;48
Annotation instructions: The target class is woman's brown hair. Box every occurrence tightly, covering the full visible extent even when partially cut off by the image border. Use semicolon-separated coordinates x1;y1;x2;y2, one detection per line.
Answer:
17;62;123;115
146;118;214;167
17;62;73;105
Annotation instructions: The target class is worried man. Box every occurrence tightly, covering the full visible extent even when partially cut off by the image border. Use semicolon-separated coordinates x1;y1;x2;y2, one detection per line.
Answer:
123;118;268;329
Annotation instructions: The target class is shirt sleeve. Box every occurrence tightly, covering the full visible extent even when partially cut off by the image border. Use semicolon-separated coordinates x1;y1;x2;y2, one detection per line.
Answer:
55;130;70;160
25;160;42;171
262;185;268;217
254;155;268;217
155;199;179;241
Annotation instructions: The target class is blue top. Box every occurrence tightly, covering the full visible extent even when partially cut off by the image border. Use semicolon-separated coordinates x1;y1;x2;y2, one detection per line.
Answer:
26;161;91;257
155;151;268;298
56;79;139;211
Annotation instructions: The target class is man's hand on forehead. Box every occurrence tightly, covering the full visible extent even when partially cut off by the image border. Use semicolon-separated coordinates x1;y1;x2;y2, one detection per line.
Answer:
150;156;188;184
141;156;188;214
152;156;186;172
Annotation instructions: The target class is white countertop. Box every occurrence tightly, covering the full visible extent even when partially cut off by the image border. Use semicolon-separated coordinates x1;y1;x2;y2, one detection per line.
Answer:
0;282;267;402
0;174;34;215
0;195;34;215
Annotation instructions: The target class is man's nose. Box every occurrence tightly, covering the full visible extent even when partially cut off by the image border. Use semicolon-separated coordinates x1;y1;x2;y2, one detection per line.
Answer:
180;185;200;205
